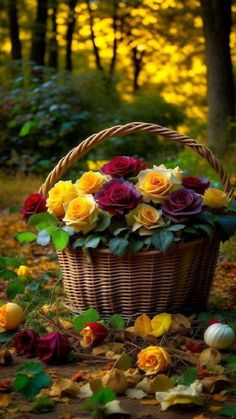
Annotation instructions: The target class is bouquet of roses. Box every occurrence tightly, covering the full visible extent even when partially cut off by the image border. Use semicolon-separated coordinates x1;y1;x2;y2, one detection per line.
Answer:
18;156;236;256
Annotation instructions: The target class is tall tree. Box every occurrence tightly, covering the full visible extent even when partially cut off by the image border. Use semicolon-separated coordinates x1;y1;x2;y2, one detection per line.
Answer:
65;0;77;71
200;0;235;151
8;0;22;60
86;0;104;71
48;0;58;69
31;0;48;66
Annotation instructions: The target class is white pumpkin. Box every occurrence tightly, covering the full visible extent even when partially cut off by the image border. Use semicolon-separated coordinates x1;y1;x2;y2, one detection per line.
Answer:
204;323;235;349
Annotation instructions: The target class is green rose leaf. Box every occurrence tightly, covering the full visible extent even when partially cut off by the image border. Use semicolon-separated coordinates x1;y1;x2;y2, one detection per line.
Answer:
218;407;236;417
193;223;215;237
15;232;37;244
72;237;85;249
95;212;111;232
152;230;174;253
5;257;25;268
109;238;129;257
28;212;58;227
73;308;100;332
172;367;198;385
7;280;25;299
51;228;69;251
108;314;125;330
167;224;185;232
0;269;18;281
14;362;52;399
90;388;116;405
13;373;30;390
216;215;236;240
84;236;101;249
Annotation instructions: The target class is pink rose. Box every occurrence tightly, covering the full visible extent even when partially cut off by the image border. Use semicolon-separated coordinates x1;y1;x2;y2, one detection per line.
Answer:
95;179;142;216
101;156;147;178
36;332;71;364
20;193;47;221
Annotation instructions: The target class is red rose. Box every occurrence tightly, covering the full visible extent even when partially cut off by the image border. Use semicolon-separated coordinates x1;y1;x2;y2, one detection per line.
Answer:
36;332;71;364
95;179;142;216
13;329;39;358
182;176;210;195
20;193;47;221
80;322;108;348
101;156;147;178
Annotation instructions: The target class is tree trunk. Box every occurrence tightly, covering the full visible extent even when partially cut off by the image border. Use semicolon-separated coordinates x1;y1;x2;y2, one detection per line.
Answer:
200;0;235;151
86;0;103;71
109;0;118;74
48;0;58;69
65;0;77;71
8;0;22;60
30;0;48;66
132;47;144;91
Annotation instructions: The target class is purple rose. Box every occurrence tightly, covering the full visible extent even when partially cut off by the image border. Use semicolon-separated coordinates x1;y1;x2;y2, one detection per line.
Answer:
95;179;142;216
13;329;39;358
36;332;71;364
161;187;203;223
182;176;210;195
101;156;147;178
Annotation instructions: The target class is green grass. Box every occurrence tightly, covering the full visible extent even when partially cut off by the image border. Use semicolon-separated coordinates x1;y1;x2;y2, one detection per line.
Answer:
0;173;43;210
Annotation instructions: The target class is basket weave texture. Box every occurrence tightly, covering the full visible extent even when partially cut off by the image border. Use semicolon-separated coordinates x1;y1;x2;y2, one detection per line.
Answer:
39;122;233;316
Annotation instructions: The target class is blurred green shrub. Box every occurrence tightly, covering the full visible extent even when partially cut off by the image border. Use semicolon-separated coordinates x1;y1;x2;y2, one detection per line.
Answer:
0;66;184;175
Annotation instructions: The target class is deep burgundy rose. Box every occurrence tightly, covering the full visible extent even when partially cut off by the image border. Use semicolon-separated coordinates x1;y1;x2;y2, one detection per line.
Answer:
13;329;39;358
36;332;71;364
182;176;210;195
101;156;147;178
20;193;47;221
95;179;142;216
161;187;202;223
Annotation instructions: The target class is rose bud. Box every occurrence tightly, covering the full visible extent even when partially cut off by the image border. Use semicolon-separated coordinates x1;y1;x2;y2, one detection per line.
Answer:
36;332;71;364
16;265;31;277
0;302;24;332
13;329;39;357
20;193;47;222
80;322;108;348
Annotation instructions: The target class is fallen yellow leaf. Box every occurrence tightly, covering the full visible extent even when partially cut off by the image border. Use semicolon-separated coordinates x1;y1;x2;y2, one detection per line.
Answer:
151;313;172;337
0;394;10;408
192;415;210;419
140;399;159;405
134;314;152;338
209;406;221;412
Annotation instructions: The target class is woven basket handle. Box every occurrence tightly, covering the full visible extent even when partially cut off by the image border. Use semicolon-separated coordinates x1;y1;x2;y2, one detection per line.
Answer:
39;122;233;197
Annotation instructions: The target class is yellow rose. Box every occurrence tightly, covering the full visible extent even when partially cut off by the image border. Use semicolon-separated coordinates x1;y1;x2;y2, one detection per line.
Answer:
126;203;164;235
75;171;108;194
137;346;171;375
46;181;78;218
63;194;100;234
137;165;181;203
203;188;230;208
0;302;24;332
16;265;31;277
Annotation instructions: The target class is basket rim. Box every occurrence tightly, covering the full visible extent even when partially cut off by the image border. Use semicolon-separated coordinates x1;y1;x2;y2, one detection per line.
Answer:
58;234;219;257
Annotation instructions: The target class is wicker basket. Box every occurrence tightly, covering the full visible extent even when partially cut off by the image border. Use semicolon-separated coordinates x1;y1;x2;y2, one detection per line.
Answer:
39;122;233;317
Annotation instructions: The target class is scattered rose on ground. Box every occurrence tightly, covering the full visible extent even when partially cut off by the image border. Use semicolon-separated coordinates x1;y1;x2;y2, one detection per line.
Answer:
0;302;24;332
36;332;71;364
14;329;39;357
137;346;171;375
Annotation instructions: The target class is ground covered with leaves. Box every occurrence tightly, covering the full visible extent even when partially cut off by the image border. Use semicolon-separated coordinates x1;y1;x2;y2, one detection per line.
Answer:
0;211;236;418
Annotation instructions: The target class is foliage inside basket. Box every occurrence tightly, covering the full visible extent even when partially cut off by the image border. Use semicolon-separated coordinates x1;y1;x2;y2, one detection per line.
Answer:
17;156;236;256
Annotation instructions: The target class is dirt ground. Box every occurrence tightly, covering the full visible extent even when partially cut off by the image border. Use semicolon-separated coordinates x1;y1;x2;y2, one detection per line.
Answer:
1;357;236;419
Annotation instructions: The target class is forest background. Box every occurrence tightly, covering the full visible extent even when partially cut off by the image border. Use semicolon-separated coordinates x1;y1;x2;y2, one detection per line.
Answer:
0;0;236;209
